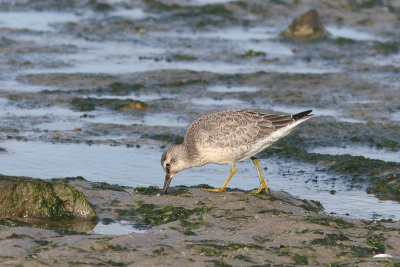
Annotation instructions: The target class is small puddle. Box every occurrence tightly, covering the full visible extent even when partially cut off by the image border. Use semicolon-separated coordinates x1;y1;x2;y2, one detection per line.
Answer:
0;11;82;32
191;97;245;106
1;140;400;220
207;85;261;93
36;120;84;131
270;105;366;123
326;26;383;41
1;80;53;93
164;27;276;41
243;41;294;56
136;113;188;127
309;145;400;163
87;93;175;101
93;220;146;235
111;8;148;20
0;105;79;118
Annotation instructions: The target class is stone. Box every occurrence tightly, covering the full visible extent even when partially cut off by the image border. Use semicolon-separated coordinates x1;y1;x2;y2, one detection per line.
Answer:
280;9;330;41
0;175;97;220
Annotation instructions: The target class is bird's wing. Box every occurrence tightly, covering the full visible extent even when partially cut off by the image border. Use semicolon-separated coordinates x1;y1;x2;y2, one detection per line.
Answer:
185;110;296;148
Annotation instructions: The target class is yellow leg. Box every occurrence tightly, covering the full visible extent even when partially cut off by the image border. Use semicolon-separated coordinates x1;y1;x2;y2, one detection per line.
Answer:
202;164;237;193
250;157;270;194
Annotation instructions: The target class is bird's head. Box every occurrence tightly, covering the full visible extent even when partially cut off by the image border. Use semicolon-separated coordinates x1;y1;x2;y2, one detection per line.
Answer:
161;144;188;194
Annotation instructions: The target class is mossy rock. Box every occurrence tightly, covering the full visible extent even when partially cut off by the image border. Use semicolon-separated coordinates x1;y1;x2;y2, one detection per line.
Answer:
0;175;96;220
280;9;330;42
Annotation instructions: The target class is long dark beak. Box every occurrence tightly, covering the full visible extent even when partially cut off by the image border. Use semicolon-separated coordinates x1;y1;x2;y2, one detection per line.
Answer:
163;174;172;194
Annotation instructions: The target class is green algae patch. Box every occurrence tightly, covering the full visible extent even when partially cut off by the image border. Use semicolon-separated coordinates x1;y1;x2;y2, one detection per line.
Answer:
311;233;350;246
134;186;160;195
306;216;354;229
116;200;210;229
366;234;386;253
70;97;148;112
292;253;308;265
187;240;264;256
141;133;184;144
92;182;126;191
0;175;96;220
262;132;400;201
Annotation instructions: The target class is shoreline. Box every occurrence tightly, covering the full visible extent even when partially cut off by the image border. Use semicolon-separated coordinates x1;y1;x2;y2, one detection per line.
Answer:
1;177;399;266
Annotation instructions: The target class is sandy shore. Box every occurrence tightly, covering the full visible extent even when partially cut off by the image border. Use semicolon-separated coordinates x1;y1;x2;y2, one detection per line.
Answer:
0;177;399;266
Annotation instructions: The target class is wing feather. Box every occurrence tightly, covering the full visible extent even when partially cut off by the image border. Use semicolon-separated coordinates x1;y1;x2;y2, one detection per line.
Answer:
185;109;298;148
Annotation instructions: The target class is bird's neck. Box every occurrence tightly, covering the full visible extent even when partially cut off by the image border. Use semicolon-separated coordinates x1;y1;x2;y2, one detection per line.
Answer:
175;144;203;169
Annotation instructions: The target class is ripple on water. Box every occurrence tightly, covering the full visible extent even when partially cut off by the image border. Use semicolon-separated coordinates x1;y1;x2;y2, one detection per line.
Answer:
1;140;400;220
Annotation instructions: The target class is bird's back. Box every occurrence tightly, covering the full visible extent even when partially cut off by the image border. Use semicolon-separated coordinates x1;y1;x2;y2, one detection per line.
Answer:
183;109;312;164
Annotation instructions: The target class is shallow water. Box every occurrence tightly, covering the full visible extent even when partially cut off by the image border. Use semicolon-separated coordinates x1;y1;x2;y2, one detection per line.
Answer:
93;220;146;235
1;140;399;220
309;145;400;163
0;11;81;32
207;85;261;93
191;97;245;106
326;26;383;41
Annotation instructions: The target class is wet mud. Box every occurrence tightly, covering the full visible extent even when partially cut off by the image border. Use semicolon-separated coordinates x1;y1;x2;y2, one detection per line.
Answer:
1;177;399;266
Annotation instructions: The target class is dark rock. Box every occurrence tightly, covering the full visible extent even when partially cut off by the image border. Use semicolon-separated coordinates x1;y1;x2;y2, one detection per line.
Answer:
0;175;97;220
280;9;330;41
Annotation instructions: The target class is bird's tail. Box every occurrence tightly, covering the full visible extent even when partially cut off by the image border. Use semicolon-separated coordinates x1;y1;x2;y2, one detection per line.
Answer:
292;110;313;121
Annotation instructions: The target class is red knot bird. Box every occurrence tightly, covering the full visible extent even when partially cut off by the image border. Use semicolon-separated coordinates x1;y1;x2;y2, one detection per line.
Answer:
161;109;313;194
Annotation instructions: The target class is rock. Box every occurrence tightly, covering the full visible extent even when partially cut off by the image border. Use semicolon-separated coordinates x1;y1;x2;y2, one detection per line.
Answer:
280;9;330;41
0;175;97;220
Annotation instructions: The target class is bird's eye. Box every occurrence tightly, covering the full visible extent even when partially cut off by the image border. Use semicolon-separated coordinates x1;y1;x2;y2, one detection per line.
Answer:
166;163;171;167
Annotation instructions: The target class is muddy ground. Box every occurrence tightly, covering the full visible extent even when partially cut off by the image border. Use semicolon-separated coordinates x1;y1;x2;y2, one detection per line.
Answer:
0;177;399;266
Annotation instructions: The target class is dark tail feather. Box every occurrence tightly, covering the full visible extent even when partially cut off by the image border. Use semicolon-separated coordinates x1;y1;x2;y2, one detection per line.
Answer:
292;110;313;121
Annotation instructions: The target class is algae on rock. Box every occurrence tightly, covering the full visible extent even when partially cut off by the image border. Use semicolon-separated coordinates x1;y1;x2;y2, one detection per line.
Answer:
0;175;96;220
280;9;330;41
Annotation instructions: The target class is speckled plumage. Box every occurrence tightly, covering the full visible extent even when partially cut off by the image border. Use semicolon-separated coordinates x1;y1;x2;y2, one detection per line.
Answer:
161;109;313;194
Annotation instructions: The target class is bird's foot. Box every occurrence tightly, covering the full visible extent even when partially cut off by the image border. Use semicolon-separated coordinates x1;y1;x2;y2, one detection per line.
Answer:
202;187;226;193
251;184;270;194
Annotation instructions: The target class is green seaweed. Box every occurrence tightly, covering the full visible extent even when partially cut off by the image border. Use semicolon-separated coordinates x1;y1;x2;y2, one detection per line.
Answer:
134;186;160;195
7;233;32;239
179;219;211;235
260;132;400;201
116;201;210;229
311;233;350;246
306;216;354;229
292;253;308;265
92;182;126;191
366;234;386;253
188;240;264;256
206;259;232;267
258;209;292;215
234;254;255;263
166;54;198;62
70;97;148;112
141;133;184;144
169;186;191;196
241;50;267;57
